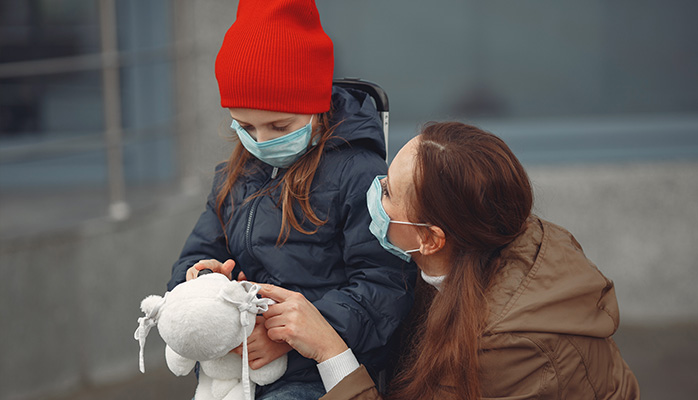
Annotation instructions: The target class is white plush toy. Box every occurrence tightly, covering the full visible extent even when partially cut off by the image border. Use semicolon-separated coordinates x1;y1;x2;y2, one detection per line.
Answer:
134;273;287;400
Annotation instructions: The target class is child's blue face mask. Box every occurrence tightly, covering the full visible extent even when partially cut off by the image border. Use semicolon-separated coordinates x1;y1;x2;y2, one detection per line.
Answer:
231;115;315;168
366;175;430;262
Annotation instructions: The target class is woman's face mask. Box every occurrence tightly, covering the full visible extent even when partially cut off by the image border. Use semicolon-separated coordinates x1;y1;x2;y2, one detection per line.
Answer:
366;175;430;262
231;115;315;168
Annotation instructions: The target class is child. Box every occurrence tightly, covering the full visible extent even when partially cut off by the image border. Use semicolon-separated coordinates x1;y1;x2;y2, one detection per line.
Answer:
167;1;416;399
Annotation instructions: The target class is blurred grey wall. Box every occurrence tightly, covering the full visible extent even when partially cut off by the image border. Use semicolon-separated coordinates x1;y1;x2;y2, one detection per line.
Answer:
1;0;697;399
318;0;698;122
0;1;234;399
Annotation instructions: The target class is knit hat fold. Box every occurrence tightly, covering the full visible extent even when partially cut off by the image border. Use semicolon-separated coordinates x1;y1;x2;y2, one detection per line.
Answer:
215;0;334;114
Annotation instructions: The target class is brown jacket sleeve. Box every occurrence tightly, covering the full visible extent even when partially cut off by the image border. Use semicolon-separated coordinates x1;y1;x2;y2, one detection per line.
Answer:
320;365;383;400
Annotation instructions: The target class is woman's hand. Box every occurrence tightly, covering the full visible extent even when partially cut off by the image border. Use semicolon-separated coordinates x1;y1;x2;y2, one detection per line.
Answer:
258;284;348;364
185;259;236;281
230;316;292;369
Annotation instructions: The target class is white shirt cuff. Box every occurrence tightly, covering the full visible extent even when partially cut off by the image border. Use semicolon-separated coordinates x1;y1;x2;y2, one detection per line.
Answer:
316;348;361;392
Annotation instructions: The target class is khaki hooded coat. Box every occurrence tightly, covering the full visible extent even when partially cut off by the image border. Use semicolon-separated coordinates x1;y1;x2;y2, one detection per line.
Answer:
321;216;640;400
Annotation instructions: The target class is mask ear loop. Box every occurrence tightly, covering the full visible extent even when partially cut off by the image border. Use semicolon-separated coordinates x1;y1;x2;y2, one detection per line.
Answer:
389;221;432;254
219;282;275;400
134;293;168;373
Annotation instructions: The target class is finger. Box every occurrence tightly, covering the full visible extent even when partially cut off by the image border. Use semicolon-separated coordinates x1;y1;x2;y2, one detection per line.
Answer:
247;328;263;345
249;357;270;370
246;340;269;359
192;260;207;270
221;259;236;279
248;319;267;338
245;346;261;358
193;259;218;271
263;314;283;330
265;325;288;343
186;266;198;281
265;314;297;339
237;270;247;281
257;284;298;303
262;303;288;320
261;312;277;329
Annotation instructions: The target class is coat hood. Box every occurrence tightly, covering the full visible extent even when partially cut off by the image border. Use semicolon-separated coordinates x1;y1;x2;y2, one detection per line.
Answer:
229;86;386;176
326;86;386;160
484;217;620;339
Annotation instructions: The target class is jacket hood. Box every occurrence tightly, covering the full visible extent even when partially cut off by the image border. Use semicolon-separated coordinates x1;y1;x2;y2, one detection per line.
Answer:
326;86;386;160
484;217;620;339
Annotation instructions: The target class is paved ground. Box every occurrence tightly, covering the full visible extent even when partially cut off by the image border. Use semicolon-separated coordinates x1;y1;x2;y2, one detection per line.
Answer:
44;368;197;400
39;322;698;400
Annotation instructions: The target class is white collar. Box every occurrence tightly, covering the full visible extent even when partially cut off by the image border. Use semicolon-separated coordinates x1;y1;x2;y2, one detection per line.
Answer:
421;270;447;291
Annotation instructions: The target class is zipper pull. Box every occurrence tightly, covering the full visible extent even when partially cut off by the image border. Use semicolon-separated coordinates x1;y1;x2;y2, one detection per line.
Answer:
271;167;279;179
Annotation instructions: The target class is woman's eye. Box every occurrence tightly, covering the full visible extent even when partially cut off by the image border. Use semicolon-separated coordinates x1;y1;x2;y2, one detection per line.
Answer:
380;180;390;198
242;125;255;132
272;125;290;132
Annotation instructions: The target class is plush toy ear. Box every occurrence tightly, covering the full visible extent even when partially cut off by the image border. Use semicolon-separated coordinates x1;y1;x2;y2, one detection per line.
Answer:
135;293;168;373
140;294;164;314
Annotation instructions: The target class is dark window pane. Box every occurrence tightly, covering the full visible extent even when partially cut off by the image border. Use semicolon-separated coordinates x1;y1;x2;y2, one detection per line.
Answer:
0;0;100;63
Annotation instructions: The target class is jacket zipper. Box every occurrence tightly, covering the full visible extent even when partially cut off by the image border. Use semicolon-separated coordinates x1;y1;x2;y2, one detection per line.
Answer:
244;166;280;263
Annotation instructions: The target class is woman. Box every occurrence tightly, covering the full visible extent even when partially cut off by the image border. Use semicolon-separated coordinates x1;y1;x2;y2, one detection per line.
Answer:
167;1;416;399
260;122;640;399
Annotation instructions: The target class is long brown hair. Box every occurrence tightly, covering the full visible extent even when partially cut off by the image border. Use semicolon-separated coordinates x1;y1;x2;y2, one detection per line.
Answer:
215;109;341;245
389;122;533;399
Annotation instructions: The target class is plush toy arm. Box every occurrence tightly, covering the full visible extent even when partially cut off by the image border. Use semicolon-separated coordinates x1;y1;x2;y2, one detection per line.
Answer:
165;345;196;376
249;353;288;386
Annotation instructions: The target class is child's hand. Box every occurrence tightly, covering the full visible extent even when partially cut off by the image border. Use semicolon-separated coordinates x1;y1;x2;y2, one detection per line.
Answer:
231;316;292;369
185;259;236;281
259;284;349;364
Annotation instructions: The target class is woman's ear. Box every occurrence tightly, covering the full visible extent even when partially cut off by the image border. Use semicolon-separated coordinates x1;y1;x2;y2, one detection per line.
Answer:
419;226;446;255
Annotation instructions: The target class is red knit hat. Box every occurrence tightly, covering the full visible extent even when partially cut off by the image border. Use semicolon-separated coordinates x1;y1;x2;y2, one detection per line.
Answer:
215;0;334;114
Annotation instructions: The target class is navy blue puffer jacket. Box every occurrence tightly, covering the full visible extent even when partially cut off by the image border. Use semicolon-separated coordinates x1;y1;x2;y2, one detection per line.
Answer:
168;86;417;384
